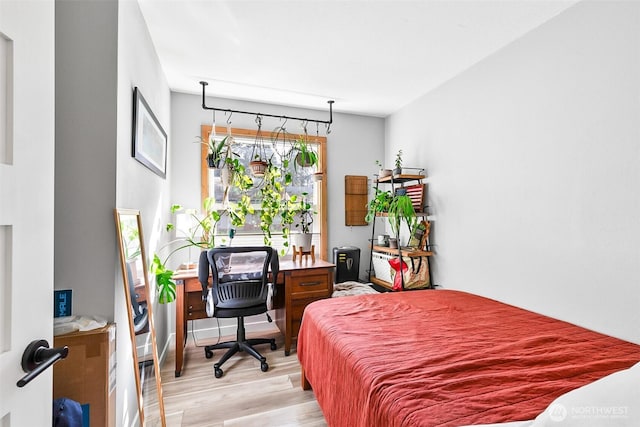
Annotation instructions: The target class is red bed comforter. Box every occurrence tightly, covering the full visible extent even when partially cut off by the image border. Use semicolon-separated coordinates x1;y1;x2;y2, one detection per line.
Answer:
297;290;640;427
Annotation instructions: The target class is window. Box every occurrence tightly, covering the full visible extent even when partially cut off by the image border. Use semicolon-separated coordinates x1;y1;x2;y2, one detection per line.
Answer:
200;125;327;257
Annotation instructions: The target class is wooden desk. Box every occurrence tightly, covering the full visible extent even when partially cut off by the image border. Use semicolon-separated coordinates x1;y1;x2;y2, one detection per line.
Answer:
172;258;334;377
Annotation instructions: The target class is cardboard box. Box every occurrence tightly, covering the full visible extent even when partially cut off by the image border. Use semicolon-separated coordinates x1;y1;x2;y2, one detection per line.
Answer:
53;323;116;427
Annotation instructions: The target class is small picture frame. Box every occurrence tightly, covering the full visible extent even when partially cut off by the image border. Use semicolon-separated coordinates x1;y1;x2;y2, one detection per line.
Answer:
132;87;167;178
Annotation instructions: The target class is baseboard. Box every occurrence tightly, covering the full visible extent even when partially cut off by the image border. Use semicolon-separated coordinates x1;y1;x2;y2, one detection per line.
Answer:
165;312;280;349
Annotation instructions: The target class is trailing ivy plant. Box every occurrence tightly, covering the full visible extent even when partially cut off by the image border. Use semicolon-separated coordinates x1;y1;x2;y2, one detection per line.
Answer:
258;161;284;248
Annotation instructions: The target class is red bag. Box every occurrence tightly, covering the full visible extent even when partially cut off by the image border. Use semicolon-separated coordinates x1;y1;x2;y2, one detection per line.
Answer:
389;256;431;291
388;257;408;291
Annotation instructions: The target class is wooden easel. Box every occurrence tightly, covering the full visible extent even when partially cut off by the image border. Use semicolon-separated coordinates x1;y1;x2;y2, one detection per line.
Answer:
293;245;315;263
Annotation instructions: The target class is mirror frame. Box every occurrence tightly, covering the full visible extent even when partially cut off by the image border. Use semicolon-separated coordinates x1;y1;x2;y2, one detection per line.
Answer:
114;208;166;426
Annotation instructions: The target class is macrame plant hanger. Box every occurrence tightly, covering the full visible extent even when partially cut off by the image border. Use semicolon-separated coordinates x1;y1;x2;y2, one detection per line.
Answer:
249;115;268;177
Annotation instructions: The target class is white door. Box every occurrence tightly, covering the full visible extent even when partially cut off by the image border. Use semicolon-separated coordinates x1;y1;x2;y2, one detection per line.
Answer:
0;1;55;425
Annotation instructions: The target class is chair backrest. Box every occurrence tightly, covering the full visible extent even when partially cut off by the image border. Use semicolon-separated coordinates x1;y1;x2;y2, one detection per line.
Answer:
125;262;148;334
205;246;279;311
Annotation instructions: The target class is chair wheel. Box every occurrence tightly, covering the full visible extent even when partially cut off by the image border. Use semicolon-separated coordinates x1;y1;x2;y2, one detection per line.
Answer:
214;367;223;378
270;342;277;351
205;349;213;359
261;362;269;372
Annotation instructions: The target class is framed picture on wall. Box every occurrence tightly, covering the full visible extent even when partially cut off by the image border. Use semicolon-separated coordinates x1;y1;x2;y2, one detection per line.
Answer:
132;87;167;178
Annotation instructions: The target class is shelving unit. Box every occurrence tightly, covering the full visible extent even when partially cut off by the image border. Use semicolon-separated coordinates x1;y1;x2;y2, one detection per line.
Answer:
367;172;433;291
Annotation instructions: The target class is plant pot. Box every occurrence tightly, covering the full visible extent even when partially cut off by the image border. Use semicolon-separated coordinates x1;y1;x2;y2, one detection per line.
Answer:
291;232;313;252
206;154;218;169
296;152;315;168
388;238;398;249
379;169;392;178
249;160;268;177
393;167;402;176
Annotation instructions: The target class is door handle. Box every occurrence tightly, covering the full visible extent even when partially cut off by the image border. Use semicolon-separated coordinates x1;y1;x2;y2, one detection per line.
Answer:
16;339;69;388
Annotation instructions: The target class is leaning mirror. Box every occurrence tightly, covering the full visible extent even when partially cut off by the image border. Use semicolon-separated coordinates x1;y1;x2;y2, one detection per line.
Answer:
114;209;166;426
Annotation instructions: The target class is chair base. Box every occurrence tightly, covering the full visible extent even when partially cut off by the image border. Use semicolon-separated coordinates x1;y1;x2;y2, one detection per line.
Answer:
204;316;276;378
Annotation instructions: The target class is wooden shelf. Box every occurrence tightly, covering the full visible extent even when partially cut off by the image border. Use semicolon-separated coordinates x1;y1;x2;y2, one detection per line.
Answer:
375;212;429;217
369;276;393;290
371;245;433;257
376;174;425;184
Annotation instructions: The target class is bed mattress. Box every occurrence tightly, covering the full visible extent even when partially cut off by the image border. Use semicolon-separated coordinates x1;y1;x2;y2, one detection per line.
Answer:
297;290;640;427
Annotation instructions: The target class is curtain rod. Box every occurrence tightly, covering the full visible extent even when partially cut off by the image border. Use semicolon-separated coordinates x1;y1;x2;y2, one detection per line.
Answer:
199;81;334;127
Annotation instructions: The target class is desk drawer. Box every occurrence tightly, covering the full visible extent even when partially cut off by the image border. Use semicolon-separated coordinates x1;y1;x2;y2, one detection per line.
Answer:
186;292;206;319
184;277;204;293
289;272;330;295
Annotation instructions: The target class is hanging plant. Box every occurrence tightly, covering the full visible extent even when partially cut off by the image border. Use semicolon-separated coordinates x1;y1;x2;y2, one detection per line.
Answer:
258;161;284;248
270;124;294;185
196;133;228;169
249;159;268;176
249;115;268;177
294;122;318;169
294;139;318;168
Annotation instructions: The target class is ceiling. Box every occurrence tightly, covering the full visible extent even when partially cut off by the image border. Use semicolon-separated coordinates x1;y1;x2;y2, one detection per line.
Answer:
137;0;579;117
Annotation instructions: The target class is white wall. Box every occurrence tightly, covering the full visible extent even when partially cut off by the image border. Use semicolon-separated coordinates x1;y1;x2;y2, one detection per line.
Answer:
387;0;640;343
116;1;172;425
55;0;118;320
170;92;384;280
56;0;172;424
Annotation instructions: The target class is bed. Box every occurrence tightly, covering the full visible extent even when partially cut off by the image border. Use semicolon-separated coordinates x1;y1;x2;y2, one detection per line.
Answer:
297;290;640;427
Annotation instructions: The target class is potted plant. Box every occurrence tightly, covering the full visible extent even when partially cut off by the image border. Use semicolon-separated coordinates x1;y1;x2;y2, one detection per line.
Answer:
375;160;392;178
393;149;403;176
365;188;393;223
387;194;418;245
288;193;314;252
294;137;318;169
249;155;268;177
249;118;269;177
151;187;257;304
151;201;220;304
197;134;228;169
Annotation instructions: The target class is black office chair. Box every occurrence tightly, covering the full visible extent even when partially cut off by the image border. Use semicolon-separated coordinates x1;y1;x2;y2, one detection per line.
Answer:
199;246;279;378
126;262;148;335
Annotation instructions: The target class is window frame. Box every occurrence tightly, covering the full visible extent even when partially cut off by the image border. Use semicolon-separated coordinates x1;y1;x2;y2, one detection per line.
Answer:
200;125;328;260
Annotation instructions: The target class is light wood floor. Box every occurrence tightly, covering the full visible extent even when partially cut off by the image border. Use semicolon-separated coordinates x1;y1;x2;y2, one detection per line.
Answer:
159;328;327;427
